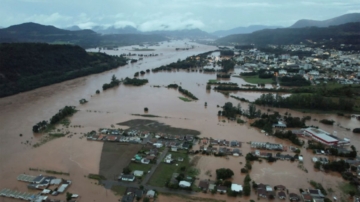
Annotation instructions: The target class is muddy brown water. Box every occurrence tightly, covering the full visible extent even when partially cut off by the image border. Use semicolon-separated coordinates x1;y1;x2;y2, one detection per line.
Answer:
0;40;359;201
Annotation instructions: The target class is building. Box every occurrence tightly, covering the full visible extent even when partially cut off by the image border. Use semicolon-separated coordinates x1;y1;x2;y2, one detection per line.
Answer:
289;193;300;201
278;191;286;199
302;193;313;202
273;121;287;128
119;174;135;182
133;170;144;177
179;181;191;188
217;186;227;193
146;190;155;198
303;128;339;146
309;189;325;198
198;181;209;191
231;184;243;192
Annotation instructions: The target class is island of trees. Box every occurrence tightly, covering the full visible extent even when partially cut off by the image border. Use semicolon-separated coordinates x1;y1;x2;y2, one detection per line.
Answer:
0;43;127;98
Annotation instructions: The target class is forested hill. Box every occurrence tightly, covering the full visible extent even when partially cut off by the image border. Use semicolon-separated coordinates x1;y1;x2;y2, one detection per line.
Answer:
0;22;168;48
0;22;100;48
216;22;360;47
0;43;127;97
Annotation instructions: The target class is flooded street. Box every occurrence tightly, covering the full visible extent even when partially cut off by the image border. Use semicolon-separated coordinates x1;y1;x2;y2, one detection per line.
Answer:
0;40;359;201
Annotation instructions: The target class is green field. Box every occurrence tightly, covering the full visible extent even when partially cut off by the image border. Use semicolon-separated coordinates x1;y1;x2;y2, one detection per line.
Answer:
239;75;273;84
178;97;192;102
111;185;126;196
128;162;153;172
208;79;218;84
133;48;155;51
148;151;195;187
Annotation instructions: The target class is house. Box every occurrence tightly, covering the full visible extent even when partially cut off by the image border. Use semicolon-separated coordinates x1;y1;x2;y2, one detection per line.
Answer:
217;186;227;193
273;121;287;128
119;174;135;182
266;185;273;192
308;189;325;198
230;141;240;147
289;193;300;201
231;184;243;192
209;183;216;191
278;191;286;199
133;170;144;177
198;181;209;191
164;154;172;163
146;190;155;198
257;188;267;198
171;146;178;152
302;193;313;202
275;185;286;191
121;193;135;202
179;181;191;188
141;158;150;164
232;148;241;156
279;69;288;75
125;187;143;199
313;199;325;202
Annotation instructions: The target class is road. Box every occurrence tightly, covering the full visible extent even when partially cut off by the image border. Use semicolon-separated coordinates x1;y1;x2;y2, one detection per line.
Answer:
141;147;169;186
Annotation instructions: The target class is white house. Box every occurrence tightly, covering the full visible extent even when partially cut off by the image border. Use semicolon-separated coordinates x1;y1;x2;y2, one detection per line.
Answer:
279;69;287;75
164;154;172;163
231;184;243;192
179;181;191;188
308;70;319;76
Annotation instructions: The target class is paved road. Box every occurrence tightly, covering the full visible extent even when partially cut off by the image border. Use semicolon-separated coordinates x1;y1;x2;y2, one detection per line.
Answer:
141;147;169;186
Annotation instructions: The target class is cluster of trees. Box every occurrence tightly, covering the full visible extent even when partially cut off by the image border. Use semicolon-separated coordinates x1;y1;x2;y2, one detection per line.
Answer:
250;112;280;134
279;75;311;86
245;153;259;161
216;168;234;180
50;106;77;124
243;174;251;196
328;145;357;158
167;84;179;89
353;128;360;133
230;95;250;102
152;55;209;72
283;116;306;128
207;82;238;86
220;60;235;73
322;160;350;173
221;102;242;119
32;120;48;133
0;43;128;98
123;77;148;86
240;72;257;76
178;87;198;100
273;130;303;146
319;119;335;125
220;50;234;56
216;74;231;78
102;75;120;90
255;93;354;111
214;85;241;91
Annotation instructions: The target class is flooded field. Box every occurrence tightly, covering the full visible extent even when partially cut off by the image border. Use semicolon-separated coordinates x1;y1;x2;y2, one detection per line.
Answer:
0;40;359;201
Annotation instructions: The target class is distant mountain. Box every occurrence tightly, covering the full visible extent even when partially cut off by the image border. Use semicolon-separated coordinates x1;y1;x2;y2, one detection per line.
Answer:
0;22;100;48
290;13;360;28
147;28;216;39
93;25;140;35
64;25;82;31
216;22;360;47
0;22;167;48
212;25;282;37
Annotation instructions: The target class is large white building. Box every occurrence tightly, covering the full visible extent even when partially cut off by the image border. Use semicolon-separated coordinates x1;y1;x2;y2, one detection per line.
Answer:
303;128;349;146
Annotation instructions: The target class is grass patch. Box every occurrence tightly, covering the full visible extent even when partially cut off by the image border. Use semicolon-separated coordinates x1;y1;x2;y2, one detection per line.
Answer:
178;97;192;102
131;114;161;118
148;151;193;187
338;182;359;195
239;75;273;84
59;118;71;127
160;192;226;202
133;48;155;51
111;185;127;196
208;79;218;84
49;133;65;137
128;162;153;172
29;168;70;176
88;174;106;181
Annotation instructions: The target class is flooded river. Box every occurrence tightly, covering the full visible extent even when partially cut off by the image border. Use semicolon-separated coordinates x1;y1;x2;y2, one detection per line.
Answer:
0;40;359;201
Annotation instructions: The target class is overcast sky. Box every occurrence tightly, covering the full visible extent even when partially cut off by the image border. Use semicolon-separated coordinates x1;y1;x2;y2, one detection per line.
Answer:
1;0;359;32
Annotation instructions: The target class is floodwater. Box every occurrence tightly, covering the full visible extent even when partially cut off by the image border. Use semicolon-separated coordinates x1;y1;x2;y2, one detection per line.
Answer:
0;40;359;201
